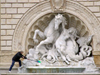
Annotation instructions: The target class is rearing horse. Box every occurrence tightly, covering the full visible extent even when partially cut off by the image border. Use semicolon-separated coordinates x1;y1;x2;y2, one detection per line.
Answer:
33;14;67;54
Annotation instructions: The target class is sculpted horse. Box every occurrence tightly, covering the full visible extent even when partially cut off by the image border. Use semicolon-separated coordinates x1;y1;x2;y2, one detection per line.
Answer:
33;14;67;54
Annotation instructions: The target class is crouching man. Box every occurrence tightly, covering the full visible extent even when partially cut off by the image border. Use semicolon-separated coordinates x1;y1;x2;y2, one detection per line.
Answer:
9;51;27;73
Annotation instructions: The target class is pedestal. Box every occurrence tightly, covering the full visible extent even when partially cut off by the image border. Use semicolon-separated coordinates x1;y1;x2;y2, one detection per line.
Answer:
26;66;85;73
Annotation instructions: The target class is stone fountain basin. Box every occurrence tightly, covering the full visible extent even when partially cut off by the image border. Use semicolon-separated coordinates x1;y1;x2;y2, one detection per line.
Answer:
26;66;85;73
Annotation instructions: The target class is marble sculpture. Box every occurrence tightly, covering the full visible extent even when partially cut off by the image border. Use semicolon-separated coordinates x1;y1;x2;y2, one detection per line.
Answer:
18;14;95;73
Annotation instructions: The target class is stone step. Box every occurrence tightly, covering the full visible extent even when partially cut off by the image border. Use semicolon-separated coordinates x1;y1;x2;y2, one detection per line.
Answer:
0;67;18;74
0;67;100;75
26;67;86;73
1;73;100;75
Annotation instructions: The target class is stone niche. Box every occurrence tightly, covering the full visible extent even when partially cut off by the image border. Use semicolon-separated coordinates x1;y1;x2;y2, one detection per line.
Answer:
26;13;90;50
12;0;100;67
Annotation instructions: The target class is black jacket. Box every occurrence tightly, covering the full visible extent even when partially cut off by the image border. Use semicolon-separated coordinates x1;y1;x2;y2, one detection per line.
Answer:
12;52;23;61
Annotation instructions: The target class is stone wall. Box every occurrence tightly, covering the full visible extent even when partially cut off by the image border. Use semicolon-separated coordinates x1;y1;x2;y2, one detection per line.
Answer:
1;0;100;67
0;0;44;67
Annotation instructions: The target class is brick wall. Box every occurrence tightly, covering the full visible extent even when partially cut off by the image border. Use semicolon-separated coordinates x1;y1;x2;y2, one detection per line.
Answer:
1;0;42;51
71;0;100;21
0;0;45;66
78;0;100;21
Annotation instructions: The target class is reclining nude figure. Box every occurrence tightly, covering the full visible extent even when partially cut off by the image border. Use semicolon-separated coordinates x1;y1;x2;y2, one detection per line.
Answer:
33;14;67;54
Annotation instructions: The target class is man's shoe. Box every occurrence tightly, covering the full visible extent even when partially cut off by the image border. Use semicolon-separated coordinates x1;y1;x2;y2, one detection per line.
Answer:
8;71;11;73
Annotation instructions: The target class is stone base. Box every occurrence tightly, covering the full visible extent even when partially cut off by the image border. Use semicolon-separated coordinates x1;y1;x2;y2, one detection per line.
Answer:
94;55;100;67
1;73;100;75
1;67;100;75
26;66;85;73
0;67;17;74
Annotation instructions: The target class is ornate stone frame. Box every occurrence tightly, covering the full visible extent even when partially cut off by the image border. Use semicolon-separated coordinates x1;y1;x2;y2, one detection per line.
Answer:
12;0;100;56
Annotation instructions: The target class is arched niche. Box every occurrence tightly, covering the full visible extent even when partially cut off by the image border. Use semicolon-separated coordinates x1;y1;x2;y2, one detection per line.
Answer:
12;0;100;66
26;13;89;50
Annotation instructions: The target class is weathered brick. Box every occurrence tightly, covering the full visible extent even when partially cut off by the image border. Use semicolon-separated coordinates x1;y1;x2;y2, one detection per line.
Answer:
1;14;11;18
94;13;100;16
80;2;93;6
12;14;22;18
29;0;40;2
1;41;6;46
12;25;16;29
94;1;100;5
1;30;6;35
1;47;11;50
24;3;35;7
7;19;19;24
98;18;100;21
88;0;99;1
18;0;28;2
1;36;12;40
7;30;14;35
12;4;23;7
88;7;99;12
1;25;12;29
1;4;11;7
18;8;29;13
6;8;17;13
7;41;12;45
1;8;6;13
1;19;6;24
6;0;17;2
1;56;12;63
40;0;45;1
1;0;6;2
77;0;88;1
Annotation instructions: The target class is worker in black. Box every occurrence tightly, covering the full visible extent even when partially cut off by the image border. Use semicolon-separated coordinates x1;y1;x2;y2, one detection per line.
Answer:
9;51;26;72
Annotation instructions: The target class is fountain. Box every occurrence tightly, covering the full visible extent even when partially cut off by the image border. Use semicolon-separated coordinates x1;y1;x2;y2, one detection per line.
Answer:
18;14;100;73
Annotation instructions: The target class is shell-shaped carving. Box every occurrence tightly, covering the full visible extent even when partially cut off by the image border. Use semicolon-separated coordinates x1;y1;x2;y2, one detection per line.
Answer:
26;13;89;50
51;0;64;9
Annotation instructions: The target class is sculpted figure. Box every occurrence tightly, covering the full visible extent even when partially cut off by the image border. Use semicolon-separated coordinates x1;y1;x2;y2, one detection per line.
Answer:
41;46;58;64
33;14;67;54
31;14;93;65
64;31;93;62
18;14;95;73
77;35;93;59
55;27;79;64
77;35;93;47
26;48;39;60
80;45;92;58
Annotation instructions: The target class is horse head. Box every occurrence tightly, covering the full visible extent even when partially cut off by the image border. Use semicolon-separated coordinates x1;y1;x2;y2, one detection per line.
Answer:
54;14;67;30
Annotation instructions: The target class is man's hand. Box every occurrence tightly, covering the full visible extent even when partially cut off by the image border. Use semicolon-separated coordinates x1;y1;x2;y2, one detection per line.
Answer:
22;56;24;59
22;56;27;59
27;58;30;60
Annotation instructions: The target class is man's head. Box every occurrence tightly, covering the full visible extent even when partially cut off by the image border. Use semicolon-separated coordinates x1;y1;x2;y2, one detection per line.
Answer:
20;51;23;54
